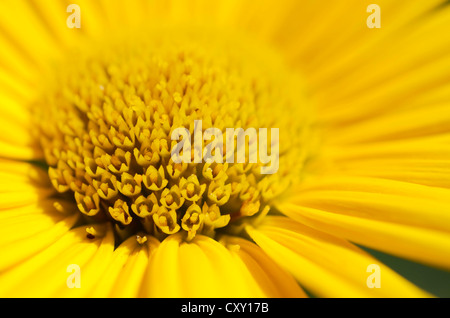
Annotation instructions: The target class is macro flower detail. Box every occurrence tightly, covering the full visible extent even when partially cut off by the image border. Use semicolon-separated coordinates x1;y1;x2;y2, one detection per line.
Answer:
0;0;449;298
32;33;310;243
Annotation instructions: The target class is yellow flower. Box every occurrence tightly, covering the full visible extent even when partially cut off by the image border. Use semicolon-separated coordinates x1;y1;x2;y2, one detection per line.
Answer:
0;0;449;298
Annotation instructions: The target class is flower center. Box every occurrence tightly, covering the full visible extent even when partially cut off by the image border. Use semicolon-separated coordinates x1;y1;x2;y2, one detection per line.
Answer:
34;31;313;243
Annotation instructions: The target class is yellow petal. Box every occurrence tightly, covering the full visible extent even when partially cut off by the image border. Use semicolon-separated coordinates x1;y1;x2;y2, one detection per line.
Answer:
0;223;108;297
107;236;157;298
0;204;69;246
222;236;306;297
326;103;450;145
316;136;450;187
88;234;159;297
278;199;450;270
0;213;78;273
305;3;450;124
247;216;431;297
142;233;278;297
0;83;42;158
0;160;54;209
141;233;183;297
59;226;115;298
285;176;450;232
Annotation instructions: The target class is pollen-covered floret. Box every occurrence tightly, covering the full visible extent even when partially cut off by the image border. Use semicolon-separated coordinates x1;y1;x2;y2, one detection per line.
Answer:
34;33;313;242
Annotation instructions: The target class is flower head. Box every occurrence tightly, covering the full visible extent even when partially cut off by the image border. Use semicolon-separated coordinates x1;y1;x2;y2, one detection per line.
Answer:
0;0;449;298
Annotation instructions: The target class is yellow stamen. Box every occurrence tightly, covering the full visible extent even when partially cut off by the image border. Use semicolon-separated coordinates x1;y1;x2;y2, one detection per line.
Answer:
34;32;312;242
